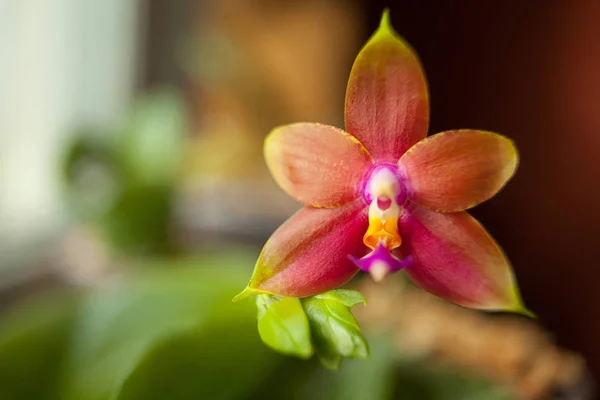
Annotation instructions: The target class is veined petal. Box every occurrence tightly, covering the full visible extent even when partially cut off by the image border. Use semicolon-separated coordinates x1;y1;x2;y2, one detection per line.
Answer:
236;200;368;299
399;130;518;212
345;10;429;163
265;123;373;208
398;206;528;313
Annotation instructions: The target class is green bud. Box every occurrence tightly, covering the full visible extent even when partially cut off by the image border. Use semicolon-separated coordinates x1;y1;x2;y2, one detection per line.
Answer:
256;295;313;359
301;289;369;370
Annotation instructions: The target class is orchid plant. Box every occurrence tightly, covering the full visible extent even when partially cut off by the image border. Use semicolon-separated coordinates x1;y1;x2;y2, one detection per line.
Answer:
234;10;532;367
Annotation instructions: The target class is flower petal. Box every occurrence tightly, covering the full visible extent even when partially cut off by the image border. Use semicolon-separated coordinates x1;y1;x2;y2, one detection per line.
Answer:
265;123;373;208
237;200;368;298
398;206;528;313
345;10;429;163
399;130;518;212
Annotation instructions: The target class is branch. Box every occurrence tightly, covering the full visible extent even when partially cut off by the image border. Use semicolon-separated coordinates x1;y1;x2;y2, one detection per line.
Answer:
354;277;593;400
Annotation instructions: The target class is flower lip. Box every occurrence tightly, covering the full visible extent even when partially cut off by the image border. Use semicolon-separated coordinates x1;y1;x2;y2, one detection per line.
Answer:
348;242;412;280
363;164;406;205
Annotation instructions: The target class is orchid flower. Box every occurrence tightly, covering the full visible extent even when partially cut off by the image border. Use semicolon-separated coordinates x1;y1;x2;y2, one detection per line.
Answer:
235;11;529;315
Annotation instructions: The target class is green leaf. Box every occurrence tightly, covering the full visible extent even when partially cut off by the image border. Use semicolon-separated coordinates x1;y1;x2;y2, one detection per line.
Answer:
256;295;313;359
301;289;368;370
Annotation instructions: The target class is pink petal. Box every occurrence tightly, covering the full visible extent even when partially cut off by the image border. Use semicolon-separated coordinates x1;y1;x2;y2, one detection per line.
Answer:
238;200;368;298
399;130;518;212
398;206;527;312
345;11;429;163
265;123;373;208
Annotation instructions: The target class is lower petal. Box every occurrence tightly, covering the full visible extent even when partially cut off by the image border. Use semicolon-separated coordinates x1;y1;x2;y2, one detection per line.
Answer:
398;206;527;313
239;201;368;298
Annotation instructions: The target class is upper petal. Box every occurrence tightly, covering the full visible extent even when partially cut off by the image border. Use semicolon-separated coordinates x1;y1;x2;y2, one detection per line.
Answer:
399;130;518;212
344;10;429;163
398;206;528;313
265;123;373;208
239;200;368;298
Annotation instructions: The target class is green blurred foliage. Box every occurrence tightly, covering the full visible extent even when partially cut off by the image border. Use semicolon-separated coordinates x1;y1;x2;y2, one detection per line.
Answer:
61;253;276;400
388;363;512;400
62;87;187;255
117;321;276;400
117;91;186;187
0;251;511;400
0;292;80;400
298;341;511;400
293;338;399;400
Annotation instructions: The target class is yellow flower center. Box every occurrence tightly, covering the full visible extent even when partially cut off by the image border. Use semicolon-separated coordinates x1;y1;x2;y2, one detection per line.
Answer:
363;166;403;250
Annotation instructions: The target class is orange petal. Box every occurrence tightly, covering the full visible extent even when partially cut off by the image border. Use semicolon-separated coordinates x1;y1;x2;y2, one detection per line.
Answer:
399;130;518;212
238;200;368;298
398;206;527;313
345;10;429;163
265;123;373;208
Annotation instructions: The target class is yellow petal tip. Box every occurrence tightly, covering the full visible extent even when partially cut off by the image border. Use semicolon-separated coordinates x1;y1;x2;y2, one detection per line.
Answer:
377;8;396;37
510;305;537;319
232;287;256;302
380;8;391;27
507;284;536;318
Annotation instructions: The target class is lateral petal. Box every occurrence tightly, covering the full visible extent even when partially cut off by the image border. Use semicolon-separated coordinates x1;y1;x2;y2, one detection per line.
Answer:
265;123;373;208
399;130;518;212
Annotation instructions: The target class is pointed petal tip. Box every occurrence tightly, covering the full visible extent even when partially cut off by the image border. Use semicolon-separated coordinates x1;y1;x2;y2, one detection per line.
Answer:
376;9;399;39
484;303;536;319
514;306;537;319
479;289;536;318
507;284;536;318
483;289;535;318
379;8;392;30
505;297;537;319
232;287;257;302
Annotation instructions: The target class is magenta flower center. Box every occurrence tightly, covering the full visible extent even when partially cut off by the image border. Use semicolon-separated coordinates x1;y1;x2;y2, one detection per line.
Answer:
363;164;405;205
350;164;410;280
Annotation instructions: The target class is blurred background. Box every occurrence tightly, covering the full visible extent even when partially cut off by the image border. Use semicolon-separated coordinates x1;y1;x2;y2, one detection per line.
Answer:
1;0;599;399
